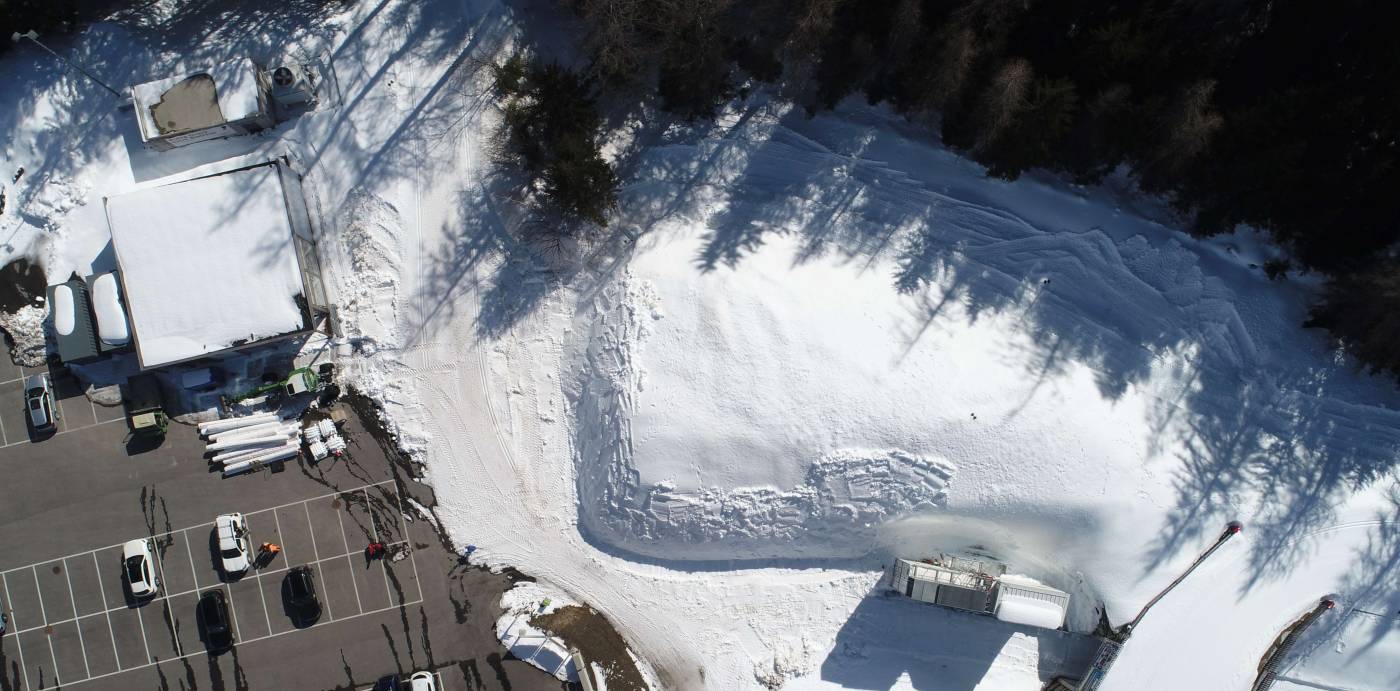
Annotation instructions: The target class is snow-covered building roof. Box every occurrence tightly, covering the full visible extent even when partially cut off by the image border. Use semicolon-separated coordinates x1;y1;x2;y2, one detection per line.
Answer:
105;162;316;369
130;58;270;147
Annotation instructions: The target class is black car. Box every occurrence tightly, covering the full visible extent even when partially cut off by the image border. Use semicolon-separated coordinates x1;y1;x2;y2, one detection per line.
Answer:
198;590;234;653
371;674;401;691
284;565;321;624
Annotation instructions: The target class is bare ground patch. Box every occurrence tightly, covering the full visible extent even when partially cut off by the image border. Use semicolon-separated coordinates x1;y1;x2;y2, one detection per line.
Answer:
531;605;647;691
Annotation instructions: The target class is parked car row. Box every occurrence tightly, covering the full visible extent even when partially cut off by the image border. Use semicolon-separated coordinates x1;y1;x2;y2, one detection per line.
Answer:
372;671;439;691
118;512;323;654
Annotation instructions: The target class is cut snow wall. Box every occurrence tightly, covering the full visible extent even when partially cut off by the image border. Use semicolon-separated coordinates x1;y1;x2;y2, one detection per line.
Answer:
568;272;956;560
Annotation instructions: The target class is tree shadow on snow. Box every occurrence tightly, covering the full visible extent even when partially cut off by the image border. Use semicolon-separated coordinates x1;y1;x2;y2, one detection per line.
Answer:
569;92;1400;614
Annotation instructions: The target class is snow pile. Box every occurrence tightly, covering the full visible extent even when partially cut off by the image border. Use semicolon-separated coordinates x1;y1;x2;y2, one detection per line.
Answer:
335;189;403;350
0;303;47;366
570;263;958;558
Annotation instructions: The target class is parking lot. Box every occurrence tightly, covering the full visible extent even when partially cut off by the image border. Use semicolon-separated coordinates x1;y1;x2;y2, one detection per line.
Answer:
0;365;126;449
0;396;562;691
2;480;422;690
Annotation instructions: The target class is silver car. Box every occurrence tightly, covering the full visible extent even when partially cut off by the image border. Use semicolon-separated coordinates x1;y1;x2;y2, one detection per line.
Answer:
24;374;56;432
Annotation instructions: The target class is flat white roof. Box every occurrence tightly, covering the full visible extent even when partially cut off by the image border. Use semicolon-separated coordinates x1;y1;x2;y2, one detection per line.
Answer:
106;163;309;368
131;57;263;139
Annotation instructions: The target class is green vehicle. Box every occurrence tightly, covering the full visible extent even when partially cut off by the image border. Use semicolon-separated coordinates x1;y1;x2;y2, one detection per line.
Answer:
125;374;169;438
225;367;321;407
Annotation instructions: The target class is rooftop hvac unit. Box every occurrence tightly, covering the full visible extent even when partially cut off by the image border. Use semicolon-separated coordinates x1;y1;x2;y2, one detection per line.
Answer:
268;64;317;108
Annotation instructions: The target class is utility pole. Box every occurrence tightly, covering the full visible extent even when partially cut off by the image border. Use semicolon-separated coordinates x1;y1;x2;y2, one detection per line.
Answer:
11;30;123;98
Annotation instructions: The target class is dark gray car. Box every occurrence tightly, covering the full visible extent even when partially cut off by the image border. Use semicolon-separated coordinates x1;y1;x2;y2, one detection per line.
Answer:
24;374;56;433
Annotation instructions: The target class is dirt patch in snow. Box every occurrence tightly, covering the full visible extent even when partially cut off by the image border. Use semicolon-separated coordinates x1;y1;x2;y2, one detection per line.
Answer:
531;605;648;691
0;259;48;366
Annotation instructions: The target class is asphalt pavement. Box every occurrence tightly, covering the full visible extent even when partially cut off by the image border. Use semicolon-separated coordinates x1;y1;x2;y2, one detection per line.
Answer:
0;385;562;691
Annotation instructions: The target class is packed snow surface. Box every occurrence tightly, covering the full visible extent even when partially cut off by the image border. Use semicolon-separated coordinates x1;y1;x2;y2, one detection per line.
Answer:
105;163;307;367
4;1;1399;690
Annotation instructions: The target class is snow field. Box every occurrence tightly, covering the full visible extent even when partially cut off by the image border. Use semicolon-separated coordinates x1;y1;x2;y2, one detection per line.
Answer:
4;1;1399;689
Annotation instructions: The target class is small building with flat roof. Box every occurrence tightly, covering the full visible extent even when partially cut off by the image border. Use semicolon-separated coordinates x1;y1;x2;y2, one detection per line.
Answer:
103;159;328;369
129;57;273;150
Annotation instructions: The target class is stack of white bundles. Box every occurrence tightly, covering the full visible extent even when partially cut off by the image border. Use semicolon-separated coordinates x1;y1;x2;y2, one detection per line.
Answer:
325;434;347;455
302;424;323;444
317;419;336;438
202;414;296;464
308;440;329;461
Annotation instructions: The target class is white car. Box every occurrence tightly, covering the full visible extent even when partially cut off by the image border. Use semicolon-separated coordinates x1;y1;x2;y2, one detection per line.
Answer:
408;671;437;691
122;538;160;598
215;513;251;576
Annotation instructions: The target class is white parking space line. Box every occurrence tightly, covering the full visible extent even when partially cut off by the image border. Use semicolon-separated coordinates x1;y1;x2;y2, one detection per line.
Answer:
0;481;395;579
0;417;126;451
150;538;183;657
32;567;47;625
46;637;60;688
254;567;274;635
91;552;122;672
303;503;322;562
223;582;243;645
134;602;151;666
3;572;32;691
0;397;9;446
272;510;287;558
183;530;200;591
393;483;423;602
62;558;92;678
2;480;412;690
335;498;366;616
3;545;410;637
304;503;335;622
365;488;393;598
